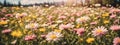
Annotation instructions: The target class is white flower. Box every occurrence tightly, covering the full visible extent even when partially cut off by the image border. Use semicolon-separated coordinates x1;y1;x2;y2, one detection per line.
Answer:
25;23;39;29
56;20;63;23
92;26;108;37
76;16;90;23
46;31;63;41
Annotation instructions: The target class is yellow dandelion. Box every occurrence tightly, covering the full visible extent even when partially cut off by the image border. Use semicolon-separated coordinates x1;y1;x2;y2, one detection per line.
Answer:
86;38;95;43
11;30;23;38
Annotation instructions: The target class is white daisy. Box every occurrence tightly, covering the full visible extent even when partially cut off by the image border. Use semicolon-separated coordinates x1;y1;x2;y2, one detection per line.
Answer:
76;16;90;23
25;23;39;29
46;31;63;41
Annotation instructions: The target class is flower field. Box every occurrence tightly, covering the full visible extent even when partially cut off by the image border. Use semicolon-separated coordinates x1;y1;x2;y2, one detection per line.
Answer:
0;6;120;45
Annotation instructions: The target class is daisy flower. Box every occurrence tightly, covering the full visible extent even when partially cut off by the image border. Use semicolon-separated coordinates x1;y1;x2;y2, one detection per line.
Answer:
110;25;120;31
25;23;39;29
92;26;108;37
113;37;120;45
76;16;90;23
46;31;63;41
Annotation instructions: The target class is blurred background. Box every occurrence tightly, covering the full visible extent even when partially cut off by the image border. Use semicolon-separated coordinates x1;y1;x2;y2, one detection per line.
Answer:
0;0;120;7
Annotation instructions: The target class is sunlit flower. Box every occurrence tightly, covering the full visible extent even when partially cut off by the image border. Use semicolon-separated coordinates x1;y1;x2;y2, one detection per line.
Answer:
76;16;90;23
113;37;120;45
25;23;39;29
86;38;95;43
46;31;63;41
24;34;36;41
11;30;23;37
1;29;11;34
74;28;85;36
92;26;108;37
110;25;120;31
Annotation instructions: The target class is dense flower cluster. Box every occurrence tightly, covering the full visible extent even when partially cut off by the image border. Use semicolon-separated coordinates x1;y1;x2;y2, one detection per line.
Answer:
0;6;120;45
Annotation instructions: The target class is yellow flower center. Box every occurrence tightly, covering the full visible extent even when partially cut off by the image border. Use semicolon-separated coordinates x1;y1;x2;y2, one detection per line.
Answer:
50;35;57;39
96;30;102;33
39;28;46;32
104;20;109;24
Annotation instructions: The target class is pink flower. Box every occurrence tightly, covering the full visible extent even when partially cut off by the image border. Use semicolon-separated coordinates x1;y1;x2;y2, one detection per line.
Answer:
92;26;108;37
58;16;66;19
113;37;120;45
59;24;74;30
110;14;116;19
90;21;97;25
2;29;11;34
24;34;36;41
5;14;13;17
110;25;120;31
74;28;85;36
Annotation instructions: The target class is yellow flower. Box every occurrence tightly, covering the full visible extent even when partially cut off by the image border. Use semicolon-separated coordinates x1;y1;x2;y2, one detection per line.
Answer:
104;20;109;24
11;30;23;38
76;24;80;28
54;29;61;33
86;38;95;43
0;21;8;25
39;28;46;32
102;13;109;17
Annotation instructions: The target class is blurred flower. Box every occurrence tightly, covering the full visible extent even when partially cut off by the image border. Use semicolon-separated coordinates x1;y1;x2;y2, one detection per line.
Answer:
90;21;97;25
11;30;23;38
25;23;39;29
15;12;27;18
110;14;116;19
94;4;101;7
74;28;85;36
86;38;95;43
41;34;46;38
0;20;8;25
5;14;13;17
11;40;17;44
110;25;120;31
1;29;11;34
46;31;63;41
24;34;36;41
113;37;120;45
76;16;90;23
54;29;62;33
92;26;108;37
104;20;109;24
59;23;74;30
39;28;46;32
102;13;109;17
